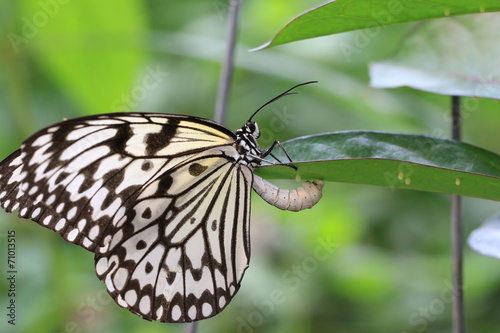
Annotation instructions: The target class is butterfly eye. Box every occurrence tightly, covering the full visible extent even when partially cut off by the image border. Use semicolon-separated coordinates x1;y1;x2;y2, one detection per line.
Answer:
246;122;260;139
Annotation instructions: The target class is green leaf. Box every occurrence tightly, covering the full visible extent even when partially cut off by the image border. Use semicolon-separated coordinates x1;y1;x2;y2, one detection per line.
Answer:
16;0;147;113
255;131;500;201
253;0;500;50
370;13;500;98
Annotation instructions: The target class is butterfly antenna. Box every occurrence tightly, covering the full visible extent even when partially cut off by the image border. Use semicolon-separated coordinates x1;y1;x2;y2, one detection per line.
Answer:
248;81;318;122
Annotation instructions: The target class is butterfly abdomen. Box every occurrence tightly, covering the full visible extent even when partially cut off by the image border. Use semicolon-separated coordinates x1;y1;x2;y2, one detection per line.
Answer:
252;175;324;212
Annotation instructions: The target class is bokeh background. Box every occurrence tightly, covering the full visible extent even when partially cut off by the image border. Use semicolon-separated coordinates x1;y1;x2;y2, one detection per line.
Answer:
1;1;500;332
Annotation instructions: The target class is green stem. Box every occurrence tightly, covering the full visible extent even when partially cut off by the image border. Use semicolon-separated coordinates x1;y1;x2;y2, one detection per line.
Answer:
451;95;464;333
214;0;242;125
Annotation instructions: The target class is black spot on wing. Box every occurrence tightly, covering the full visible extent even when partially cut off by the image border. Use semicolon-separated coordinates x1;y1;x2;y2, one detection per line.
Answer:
189;163;208;176
166;271;177;284
76;161;104;192
144;119;180;155
141;207;152;219
55;172;69;184
113;125;135;153
141;160;153;171
155;174;173;196
136;240;147;250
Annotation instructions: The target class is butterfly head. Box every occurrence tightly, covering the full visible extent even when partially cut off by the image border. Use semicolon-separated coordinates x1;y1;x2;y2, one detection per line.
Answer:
235;121;262;165
243;121;260;139
235;81;317;166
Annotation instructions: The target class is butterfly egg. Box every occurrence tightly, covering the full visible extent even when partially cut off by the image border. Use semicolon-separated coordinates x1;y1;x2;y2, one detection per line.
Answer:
252;175;324;212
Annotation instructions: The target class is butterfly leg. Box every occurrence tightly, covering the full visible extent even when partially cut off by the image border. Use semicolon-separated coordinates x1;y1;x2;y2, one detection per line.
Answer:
261;140;297;170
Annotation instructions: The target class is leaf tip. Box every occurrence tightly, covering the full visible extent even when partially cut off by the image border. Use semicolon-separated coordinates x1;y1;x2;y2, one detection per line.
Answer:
249;40;271;52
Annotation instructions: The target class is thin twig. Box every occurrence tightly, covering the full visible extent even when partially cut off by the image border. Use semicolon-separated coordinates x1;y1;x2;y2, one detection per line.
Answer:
451;95;464;333
214;0;242;124
185;322;198;333
451;96;461;141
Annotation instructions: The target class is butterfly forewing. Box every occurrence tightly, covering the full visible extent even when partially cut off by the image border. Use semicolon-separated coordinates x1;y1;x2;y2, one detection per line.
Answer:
0;113;252;322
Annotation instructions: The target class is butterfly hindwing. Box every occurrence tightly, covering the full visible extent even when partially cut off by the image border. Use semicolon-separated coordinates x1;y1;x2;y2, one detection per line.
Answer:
0;112;252;322
95;152;252;321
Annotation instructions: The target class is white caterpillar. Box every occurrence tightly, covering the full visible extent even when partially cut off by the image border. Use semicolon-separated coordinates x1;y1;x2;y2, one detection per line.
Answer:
252;175;324;212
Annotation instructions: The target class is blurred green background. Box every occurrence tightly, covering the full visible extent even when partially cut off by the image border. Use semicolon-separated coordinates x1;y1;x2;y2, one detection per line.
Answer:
1;1;500;332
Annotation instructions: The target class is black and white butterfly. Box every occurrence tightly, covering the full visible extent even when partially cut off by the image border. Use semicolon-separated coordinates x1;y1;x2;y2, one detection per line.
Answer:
0;83;324;323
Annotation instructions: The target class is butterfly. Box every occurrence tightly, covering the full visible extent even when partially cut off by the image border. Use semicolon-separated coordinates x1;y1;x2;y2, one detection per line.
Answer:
0;82;324;323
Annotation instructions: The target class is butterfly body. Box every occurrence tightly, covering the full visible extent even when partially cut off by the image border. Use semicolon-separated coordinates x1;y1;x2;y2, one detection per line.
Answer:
0;111;323;322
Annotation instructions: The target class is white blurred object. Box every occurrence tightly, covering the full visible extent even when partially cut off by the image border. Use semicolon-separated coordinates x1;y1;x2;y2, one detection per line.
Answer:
468;213;500;259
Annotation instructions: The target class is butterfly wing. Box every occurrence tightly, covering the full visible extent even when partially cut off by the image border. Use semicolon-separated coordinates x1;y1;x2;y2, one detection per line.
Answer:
95;148;252;322
0;113;252;322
